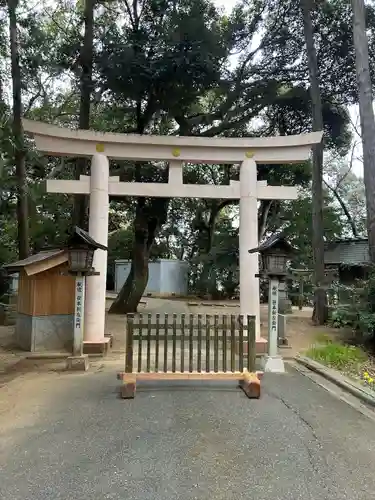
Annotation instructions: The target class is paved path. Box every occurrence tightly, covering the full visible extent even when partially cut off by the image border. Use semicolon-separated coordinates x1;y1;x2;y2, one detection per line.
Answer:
1;365;375;499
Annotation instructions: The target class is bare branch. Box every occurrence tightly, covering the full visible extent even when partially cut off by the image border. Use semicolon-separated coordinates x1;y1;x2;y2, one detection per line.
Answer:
122;0;135;27
323;179;359;237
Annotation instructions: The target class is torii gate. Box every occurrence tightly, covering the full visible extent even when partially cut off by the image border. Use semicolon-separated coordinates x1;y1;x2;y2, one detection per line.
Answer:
23;119;322;353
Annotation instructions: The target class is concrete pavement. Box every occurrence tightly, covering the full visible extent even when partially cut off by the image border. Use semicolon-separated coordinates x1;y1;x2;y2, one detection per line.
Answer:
1;366;375;499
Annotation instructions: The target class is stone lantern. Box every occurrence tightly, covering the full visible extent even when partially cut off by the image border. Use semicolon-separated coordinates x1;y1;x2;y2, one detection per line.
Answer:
249;233;295;373
66;226;107;370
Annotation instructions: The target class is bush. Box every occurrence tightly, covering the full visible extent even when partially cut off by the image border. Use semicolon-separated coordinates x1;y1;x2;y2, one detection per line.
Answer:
328;270;375;344
306;342;367;371
330;306;359;328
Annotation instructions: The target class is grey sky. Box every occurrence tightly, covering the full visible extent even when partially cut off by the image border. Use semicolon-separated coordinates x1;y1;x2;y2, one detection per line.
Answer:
213;0;238;11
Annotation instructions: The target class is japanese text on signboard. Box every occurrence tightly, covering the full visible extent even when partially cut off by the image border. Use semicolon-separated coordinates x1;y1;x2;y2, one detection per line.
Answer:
75;279;84;330
271;284;278;332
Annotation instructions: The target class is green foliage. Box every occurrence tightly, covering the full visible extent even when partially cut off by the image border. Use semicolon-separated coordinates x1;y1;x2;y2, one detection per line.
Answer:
306;324;375;390
324;151;367;237
306;342;367;371
266;189;344;268
330;307;358;329
0;106;18;267
96;0;235;132
106;225;171;289
189;216;239;298
0;217;17;266
266;0;375;106
1;0;374;306
328;272;375;343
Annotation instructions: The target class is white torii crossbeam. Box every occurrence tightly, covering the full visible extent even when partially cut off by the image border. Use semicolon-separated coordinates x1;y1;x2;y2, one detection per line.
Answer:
46;175;298;201
23;119;323;353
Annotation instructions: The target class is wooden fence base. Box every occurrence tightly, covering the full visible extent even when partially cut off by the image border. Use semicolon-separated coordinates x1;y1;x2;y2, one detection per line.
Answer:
118;370;261;399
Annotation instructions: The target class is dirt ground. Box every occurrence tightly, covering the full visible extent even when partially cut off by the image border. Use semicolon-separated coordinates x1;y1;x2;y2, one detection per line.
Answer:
105;297;342;358
0;296;341;378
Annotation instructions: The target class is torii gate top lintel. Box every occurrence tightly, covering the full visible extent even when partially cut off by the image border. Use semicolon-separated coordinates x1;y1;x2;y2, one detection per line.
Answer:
22;119;323;165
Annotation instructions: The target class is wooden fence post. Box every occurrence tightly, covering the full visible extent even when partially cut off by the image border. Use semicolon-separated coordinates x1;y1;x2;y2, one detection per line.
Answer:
125;314;134;374
238;315;244;372
247;315;256;372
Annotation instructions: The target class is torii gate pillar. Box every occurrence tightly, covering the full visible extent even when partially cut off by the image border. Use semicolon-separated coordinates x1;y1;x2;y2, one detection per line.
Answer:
239;158;261;337
84;154;110;351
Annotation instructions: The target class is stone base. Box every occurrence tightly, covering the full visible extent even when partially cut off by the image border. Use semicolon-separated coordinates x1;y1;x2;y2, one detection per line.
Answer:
261;355;285;373
239;371;261;398
16;313;74;351
236;338;268;356
83;338;111;356
66;355;89;371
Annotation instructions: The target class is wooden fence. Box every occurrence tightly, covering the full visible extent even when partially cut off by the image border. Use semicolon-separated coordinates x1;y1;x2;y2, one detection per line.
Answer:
119;313;260;399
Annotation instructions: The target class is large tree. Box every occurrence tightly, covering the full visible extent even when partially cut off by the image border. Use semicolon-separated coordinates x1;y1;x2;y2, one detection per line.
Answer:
300;0;327;324
105;0;352;313
74;0;95;228
104;0;253;313
352;0;375;263
7;0;29;258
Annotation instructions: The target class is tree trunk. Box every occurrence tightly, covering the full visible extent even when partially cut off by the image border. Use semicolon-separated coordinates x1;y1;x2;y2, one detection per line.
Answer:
0;73;3;106
258;200;272;241
194;199;237;296
197;261;212;298
108;197;169;314
301;0;327;324
8;0;29;259
352;0;375;263
74;0;95;228
108;218;150;314
196;204;222;296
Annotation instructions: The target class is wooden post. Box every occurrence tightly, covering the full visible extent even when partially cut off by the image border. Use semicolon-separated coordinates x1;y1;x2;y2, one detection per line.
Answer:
205;315;210;373
189;314;194;373
238;315;244;372
247;315;256;373
181;313;185;373
146;314;152;372
125;314;134;374
197;314;202;373
137;314;143;372
214;315;219;373
122;314;136;399
239;315;260;399
172;314;177;373
230;315;236;372
163;314;168;372
222;315;227;372
155;313;160;372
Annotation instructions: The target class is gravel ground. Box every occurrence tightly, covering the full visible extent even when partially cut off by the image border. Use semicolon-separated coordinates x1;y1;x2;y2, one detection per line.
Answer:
1;365;375;500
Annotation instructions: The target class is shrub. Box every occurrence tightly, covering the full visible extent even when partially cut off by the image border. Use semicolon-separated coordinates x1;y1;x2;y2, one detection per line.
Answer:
330;306;358;328
328;269;375;344
306;342;367;371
